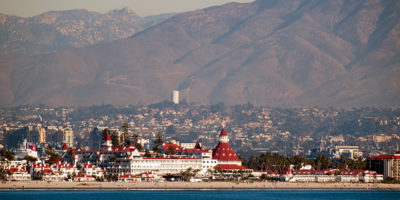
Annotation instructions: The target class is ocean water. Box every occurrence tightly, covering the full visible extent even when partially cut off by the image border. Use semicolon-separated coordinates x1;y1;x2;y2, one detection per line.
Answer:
0;190;399;200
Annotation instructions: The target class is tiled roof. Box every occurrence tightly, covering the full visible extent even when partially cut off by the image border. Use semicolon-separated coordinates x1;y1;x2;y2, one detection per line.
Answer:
143;157;197;160
8;168;27;173
367;155;400;160
212;142;240;161
74;174;93;178
214;164;250;170
162;143;183;152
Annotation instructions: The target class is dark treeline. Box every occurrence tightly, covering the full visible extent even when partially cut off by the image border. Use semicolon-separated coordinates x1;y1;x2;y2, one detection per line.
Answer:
241;152;366;171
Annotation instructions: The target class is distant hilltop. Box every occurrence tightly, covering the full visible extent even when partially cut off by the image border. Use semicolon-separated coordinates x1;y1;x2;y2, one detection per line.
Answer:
0;7;173;57
0;0;399;108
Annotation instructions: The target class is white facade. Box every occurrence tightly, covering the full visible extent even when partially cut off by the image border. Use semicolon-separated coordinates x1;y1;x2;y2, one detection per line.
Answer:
334;146;362;159
7;169;31;181
109;157;202;175
172;90;179;104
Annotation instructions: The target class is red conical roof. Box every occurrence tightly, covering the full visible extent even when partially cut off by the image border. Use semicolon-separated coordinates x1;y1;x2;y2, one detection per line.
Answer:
213;129;240;161
212;142;240;161
194;141;201;150
219;129;228;137
103;132;111;141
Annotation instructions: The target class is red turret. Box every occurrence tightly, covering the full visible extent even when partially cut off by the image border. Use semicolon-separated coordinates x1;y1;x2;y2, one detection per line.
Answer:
219;129;228;137
103;132;112;142
62;143;68;151
212;129;240;162
194;141;201;150
102;132;112;151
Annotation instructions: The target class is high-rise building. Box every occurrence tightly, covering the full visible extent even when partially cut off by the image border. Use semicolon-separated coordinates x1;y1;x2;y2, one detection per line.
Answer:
367;151;400;180
171;90;179;104
63;127;74;148
37;124;46;143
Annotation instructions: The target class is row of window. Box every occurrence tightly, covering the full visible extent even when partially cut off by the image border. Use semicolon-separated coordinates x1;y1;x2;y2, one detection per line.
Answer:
131;160;201;163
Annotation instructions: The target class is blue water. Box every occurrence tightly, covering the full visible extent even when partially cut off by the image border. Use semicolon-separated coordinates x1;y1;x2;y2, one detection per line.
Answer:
0;190;399;200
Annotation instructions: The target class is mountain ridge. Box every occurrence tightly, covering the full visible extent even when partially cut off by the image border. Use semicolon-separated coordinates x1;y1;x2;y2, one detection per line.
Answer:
1;0;399;108
0;7;174;57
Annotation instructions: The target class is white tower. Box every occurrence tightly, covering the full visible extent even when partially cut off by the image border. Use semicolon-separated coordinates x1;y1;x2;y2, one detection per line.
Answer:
172;90;179;104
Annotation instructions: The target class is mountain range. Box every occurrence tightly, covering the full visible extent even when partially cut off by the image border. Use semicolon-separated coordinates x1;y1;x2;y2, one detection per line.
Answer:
0;0;399;107
0;7;173;57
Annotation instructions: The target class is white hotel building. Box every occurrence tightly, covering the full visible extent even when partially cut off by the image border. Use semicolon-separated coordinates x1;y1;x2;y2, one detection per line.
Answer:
64;129;250;176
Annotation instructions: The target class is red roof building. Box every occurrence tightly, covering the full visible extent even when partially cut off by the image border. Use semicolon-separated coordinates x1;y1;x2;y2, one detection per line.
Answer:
118;174;141;182
367;151;400;180
103;132;111;141
102;132;112;151
213;164;250;171
162;143;184;153
212;129;241;163
62;143;68;151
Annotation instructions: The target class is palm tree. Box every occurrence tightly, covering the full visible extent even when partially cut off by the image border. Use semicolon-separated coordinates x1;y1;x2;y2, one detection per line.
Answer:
193;169;200;178
144;149;151;157
166;146;176;155
122;123;129;146
206;168;214;176
45;146;55;155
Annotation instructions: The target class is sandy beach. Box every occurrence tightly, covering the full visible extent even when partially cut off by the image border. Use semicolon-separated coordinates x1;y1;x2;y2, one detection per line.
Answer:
1;181;399;190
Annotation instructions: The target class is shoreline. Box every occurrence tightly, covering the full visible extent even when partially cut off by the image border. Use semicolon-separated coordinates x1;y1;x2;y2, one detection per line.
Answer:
1;181;400;190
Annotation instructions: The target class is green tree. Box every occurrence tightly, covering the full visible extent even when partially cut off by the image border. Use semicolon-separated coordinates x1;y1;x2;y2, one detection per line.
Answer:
131;133;143;151
144;149;151;157
110;156;117;163
314;154;332;170
206;168;214;176
23;155;37;163
290;155;311;170
153;133;164;153
180;167;193;180
122;123;129;146
47;152;61;164
154;133;163;144
111;130;120;147
165;146;176;155
45;146;55;155
0;148;15;161
260;173;268;180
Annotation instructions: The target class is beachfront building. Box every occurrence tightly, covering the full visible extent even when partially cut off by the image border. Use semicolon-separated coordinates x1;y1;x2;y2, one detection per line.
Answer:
285;169;382;183
118;174;141;182
81;163;106;177
60;128;250;176
367;151;400;180
74;174;95;182
41;170;65;181
107;129;248;175
6;167;31;181
211;129;251;174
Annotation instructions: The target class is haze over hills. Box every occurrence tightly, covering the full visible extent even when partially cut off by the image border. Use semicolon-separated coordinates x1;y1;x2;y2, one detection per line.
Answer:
0;7;173;57
0;0;399;107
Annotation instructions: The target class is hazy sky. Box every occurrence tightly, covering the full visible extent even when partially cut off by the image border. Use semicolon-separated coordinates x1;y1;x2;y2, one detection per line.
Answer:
0;0;254;17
